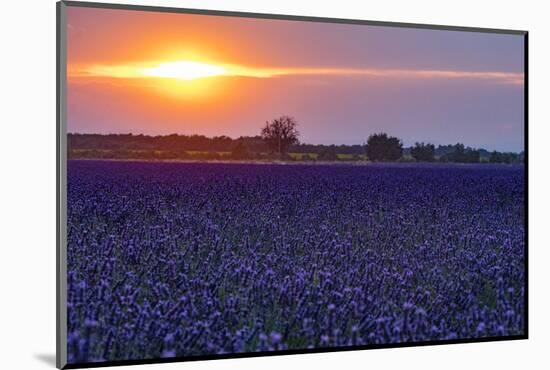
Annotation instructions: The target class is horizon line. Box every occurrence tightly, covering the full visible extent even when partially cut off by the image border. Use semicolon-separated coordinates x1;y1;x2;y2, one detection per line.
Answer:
67;132;524;153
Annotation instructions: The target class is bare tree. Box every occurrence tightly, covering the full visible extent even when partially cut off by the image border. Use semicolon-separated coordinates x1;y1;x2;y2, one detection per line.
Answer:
261;115;300;157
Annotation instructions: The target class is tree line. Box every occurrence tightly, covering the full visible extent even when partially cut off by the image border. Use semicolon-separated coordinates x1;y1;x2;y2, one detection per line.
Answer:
68;115;523;163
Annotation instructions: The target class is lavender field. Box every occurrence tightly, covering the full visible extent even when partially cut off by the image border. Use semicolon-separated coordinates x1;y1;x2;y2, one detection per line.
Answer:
67;160;525;363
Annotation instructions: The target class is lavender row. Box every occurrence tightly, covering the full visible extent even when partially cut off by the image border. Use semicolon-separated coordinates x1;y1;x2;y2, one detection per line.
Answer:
67;161;525;363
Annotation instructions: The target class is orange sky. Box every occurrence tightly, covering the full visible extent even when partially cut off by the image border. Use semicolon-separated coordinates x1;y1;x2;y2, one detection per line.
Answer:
66;6;525;151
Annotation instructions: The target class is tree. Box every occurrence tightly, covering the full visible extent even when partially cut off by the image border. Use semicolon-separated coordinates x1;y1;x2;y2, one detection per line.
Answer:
261;116;300;157
464;150;480;163
489;151;519;164
440;143;464;162
439;143;480;163
365;133;403;161
489;151;502;163
411;142;435;162
230;142;250;159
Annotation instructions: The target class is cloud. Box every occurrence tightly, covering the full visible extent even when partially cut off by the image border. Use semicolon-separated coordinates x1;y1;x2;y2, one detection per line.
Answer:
69;60;524;85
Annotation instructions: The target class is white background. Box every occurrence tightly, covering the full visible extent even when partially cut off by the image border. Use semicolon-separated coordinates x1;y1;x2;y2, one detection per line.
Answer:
0;0;548;369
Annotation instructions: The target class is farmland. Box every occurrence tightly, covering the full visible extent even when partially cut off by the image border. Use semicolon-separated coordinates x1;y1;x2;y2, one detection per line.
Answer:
67;160;525;363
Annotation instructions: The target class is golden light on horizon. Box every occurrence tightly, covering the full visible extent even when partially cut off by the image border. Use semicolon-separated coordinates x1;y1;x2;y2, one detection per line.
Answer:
141;61;228;80
70;59;524;86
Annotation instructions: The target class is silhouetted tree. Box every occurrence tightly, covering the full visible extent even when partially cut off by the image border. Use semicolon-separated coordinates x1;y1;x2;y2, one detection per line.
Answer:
489;151;519;164
365;133;403;161
490;151;502;163
440;143;480;163
261;116;300;156
465;150;480;163
411;142;436;162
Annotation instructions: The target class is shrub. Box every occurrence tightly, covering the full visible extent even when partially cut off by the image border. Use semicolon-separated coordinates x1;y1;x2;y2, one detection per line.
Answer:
411;142;435;162
365;133;403;161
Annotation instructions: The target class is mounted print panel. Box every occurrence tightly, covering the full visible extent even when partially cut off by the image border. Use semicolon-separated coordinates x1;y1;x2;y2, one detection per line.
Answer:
57;1;527;368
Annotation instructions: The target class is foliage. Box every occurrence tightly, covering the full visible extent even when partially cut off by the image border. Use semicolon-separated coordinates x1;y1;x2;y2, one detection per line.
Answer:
489;151;521;164
365;133;403;161
411;142;436;162
68;134;521;164
439;143;480;163
260;116;300;156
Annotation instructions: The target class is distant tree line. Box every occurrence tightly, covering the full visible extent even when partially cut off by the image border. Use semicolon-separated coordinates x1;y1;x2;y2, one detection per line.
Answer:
363;134;524;164
410;142;435;162
68;133;364;156
68;115;523;164
488;151;524;164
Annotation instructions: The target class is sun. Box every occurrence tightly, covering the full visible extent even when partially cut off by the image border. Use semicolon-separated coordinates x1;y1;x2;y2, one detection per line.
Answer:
141;61;228;80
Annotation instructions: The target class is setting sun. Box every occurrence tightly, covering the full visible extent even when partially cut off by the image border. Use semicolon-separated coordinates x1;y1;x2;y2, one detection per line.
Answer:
66;5;524;151
141;61;227;80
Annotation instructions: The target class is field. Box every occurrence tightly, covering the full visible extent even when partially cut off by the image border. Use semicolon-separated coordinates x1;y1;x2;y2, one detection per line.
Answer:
68;148;369;161
67;160;525;363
